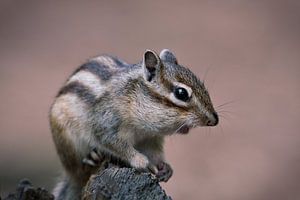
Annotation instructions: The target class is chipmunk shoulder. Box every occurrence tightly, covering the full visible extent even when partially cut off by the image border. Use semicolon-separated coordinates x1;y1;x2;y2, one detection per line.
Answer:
49;49;218;200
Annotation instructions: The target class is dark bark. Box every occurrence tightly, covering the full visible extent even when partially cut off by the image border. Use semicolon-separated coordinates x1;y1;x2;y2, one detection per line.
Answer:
2;166;172;200
82;166;172;200
2;179;54;200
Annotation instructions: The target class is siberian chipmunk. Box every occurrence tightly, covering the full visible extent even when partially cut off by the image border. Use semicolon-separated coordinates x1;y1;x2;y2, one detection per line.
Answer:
49;49;218;200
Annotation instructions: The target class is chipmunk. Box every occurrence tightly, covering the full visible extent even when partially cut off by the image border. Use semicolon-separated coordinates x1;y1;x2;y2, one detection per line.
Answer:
49;49;218;200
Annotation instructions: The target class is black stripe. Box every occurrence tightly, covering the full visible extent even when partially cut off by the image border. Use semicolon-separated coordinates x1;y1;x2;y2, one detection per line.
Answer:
108;55;128;68
120;78;189;111
57;81;96;105
74;61;113;81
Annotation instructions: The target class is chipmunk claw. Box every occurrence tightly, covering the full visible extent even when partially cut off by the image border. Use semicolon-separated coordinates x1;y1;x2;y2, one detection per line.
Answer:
147;163;158;175
82;148;104;167
156;162;173;182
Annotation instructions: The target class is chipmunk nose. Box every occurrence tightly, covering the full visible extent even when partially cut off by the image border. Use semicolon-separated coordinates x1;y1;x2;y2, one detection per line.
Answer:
207;112;219;126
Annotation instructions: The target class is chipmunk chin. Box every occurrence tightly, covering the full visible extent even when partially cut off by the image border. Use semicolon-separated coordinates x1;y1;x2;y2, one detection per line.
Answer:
177;125;190;134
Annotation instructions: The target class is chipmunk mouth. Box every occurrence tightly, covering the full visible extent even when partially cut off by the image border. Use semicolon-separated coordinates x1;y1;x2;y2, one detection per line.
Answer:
177;125;190;134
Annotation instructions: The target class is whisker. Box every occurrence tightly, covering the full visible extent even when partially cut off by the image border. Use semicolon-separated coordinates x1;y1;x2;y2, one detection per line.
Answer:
172;122;187;134
204;126;208;136
217;110;238;119
216;100;236;108
202;65;212;85
218;123;225;137
217;110;236;115
217;110;235;113
218;114;231;122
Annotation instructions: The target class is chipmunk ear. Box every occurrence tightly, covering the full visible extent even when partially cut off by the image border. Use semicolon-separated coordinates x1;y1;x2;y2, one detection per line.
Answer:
143;49;161;82
159;49;178;65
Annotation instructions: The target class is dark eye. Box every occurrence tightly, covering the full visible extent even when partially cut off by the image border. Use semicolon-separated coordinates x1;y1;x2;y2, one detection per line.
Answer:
174;87;190;102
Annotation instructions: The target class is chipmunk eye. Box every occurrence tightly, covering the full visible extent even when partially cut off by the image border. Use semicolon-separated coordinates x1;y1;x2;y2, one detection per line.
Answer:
174;87;190;102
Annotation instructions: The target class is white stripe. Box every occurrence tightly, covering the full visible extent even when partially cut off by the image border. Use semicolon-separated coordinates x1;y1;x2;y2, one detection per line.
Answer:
92;56;116;67
51;94;87;126
68;70;105;97
51;93;96;153
168;82;193;107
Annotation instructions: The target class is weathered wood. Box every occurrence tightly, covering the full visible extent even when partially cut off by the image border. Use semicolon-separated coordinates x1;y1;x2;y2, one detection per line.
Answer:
2;166;172;200
3;179;54;200
83;166;172;200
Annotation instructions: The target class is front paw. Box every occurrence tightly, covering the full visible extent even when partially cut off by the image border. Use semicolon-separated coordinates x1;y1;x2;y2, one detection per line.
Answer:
156;162;173;182
82;148;104;167
130;153;149;169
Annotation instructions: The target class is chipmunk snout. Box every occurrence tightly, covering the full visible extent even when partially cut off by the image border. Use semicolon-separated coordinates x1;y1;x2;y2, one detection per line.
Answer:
206;112;219;126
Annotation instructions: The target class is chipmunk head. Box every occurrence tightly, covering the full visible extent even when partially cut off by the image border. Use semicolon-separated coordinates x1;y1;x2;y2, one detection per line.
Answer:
141;49;218;134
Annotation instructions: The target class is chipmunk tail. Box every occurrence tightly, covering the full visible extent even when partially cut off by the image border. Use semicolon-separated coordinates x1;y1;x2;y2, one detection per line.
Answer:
52;175;82;200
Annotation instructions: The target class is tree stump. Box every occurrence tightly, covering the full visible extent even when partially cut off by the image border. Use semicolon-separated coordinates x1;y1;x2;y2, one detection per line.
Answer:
83;166;172;200
2;165;172;200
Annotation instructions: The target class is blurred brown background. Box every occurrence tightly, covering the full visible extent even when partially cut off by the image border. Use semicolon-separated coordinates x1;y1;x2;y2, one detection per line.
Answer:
0;0;300;199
